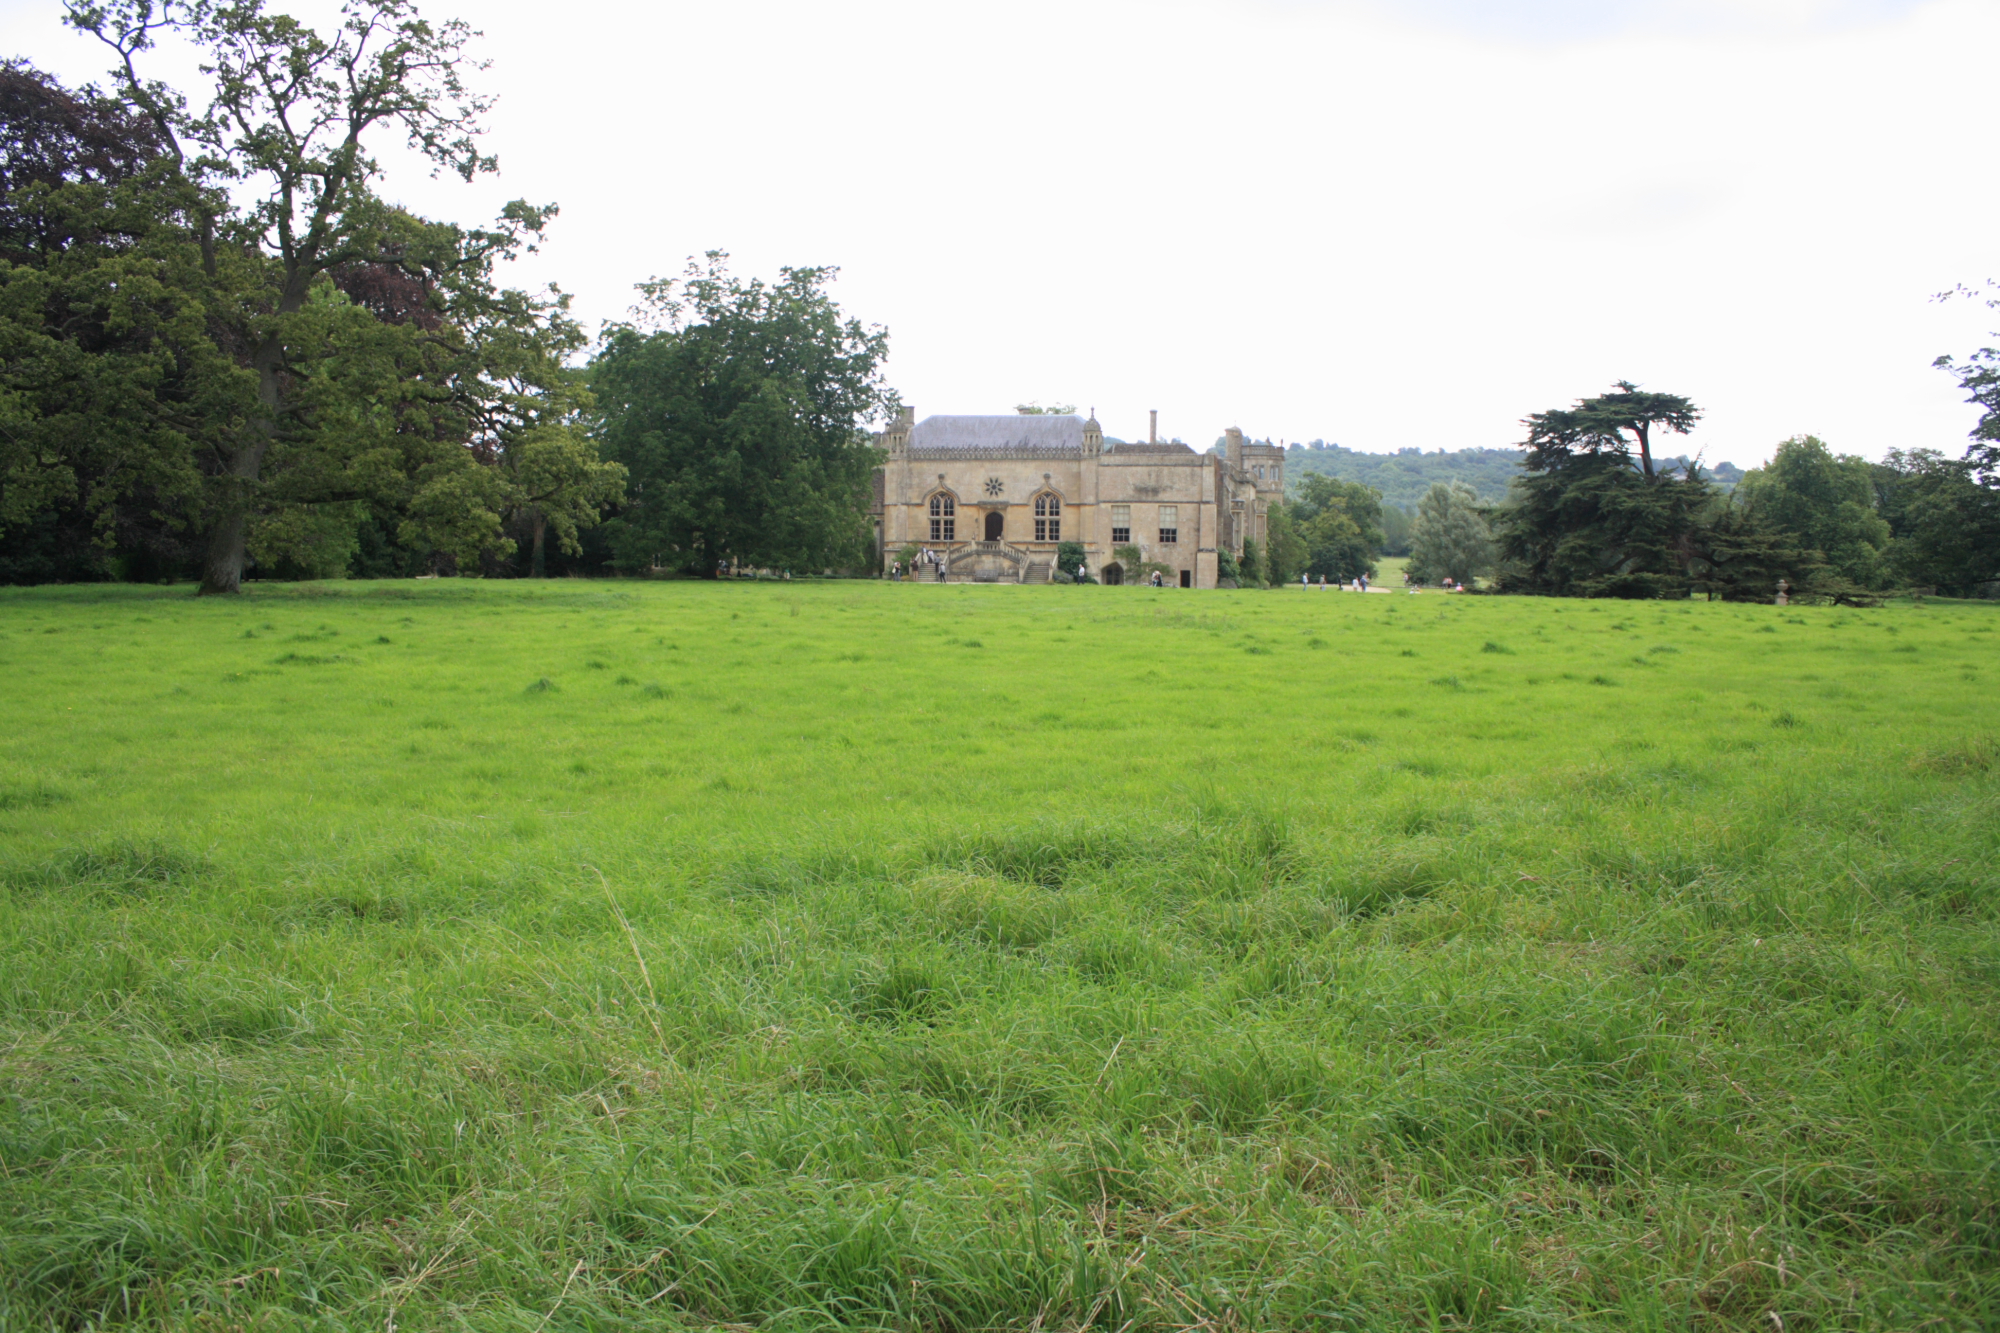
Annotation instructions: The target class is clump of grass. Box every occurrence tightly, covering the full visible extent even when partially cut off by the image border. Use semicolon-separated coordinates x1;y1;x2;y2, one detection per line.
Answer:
0;779;67;811
642;682;669;698
1590;673;1618;686
1909;735;1995;775
526;676;558;693
1481;640;1512;654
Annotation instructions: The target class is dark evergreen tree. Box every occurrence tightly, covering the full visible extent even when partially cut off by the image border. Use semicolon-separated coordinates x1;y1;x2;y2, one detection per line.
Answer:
1497;383;1818;599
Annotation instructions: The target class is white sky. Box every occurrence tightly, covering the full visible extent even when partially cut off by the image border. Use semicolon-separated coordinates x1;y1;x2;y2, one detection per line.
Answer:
8;0;1998;467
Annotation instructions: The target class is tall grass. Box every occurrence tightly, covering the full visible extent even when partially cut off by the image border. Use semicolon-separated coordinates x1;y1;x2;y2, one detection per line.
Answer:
0;579;1995;1330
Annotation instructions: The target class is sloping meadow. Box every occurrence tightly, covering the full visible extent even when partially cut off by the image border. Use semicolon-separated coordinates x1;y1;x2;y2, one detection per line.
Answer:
0;580;1995;1330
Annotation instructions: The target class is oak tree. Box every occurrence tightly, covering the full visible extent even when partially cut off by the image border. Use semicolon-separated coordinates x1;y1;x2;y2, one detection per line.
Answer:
591;254;893;576
68;0;498;592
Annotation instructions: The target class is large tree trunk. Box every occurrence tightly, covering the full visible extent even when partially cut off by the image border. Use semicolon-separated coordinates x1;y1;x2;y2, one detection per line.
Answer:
199;336;283;595
199;504;249;595
198;444;266;594
530;511;547;578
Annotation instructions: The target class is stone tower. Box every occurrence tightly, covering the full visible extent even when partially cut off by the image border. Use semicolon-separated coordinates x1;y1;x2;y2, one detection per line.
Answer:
883;405;914;456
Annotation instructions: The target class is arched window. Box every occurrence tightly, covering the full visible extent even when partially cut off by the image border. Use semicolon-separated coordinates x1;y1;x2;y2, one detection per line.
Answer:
929;492;955;541
1033;492;1061;542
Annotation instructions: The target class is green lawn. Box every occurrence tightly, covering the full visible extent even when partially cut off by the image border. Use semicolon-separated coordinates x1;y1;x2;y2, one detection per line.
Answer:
1;579;1995;1331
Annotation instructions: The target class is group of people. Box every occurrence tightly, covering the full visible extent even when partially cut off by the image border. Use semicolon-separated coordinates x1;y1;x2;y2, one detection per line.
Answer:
715;560;792;580
888;549;947;582
1299;572;1370;592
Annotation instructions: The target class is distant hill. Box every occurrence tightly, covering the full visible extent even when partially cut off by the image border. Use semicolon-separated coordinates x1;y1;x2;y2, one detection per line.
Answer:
1258;441;1744;511
1278;442;1524;510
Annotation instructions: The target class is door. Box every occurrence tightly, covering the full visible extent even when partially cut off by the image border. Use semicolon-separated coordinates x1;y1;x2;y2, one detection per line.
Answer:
984;511;1004;541
1103;563;1123;586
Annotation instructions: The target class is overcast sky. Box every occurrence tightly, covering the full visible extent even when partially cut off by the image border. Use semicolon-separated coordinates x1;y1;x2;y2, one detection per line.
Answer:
8;0;1997;466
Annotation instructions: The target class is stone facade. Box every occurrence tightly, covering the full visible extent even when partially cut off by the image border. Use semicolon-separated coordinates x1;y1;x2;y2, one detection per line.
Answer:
872;411;1283;588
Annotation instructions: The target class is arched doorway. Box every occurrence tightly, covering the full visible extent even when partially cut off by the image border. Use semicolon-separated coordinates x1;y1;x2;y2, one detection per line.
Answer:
1102;563;1123;586
984;510;1004;541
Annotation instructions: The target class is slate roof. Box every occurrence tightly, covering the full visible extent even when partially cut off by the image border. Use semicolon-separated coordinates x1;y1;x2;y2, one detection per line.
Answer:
907;414;1084;459
1107;441;1197;455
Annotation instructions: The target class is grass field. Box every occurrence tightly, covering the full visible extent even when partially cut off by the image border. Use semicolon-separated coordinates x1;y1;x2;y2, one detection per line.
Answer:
1;578;1996;1331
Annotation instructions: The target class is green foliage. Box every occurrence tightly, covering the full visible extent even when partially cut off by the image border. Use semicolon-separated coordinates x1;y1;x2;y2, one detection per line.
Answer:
1522;379;1701;481
1262;504;1308;585
1214;545;1240;583
1685;497;1825;602
1501;384;1823;600
1013;401;1076;415
1913;283;2000;596
1378;500;1414;555
1054;540;1087;578
1283;441;1524;509
1238;536;1265;587
1935;280;2000;484
0;581;1995;1330
1;18;618;589
1735;436;1891;588
1406;480;1494;585
592;254;891;576
1499;454;1714;597
1290;474;1382;580
1872;449;2000;596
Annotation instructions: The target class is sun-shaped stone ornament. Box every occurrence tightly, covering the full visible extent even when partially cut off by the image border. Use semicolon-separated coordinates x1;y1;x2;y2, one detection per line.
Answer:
985;477;1004;497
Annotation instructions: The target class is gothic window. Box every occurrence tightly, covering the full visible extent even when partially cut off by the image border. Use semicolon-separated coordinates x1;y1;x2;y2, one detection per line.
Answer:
1110;504;1130;545
1034;492;1061;542
1254;465;1264;480
929;492;956;541
1158;505;1179;545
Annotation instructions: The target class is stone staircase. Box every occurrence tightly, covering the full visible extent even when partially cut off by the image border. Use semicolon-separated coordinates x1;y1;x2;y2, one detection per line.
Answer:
945;540;1044;583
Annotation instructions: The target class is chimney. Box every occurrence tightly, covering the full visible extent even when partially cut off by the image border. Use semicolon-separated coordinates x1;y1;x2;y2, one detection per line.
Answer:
1149;409;1158;445
1226;426;1244;472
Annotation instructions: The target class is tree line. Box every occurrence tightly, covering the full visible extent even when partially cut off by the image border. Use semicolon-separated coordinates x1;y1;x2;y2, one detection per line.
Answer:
1236;376;1999;600
1;1;1994;598
0;1;887;590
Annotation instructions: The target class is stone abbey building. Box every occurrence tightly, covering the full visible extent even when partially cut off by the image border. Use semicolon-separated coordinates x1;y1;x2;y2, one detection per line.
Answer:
871;410;1283;587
